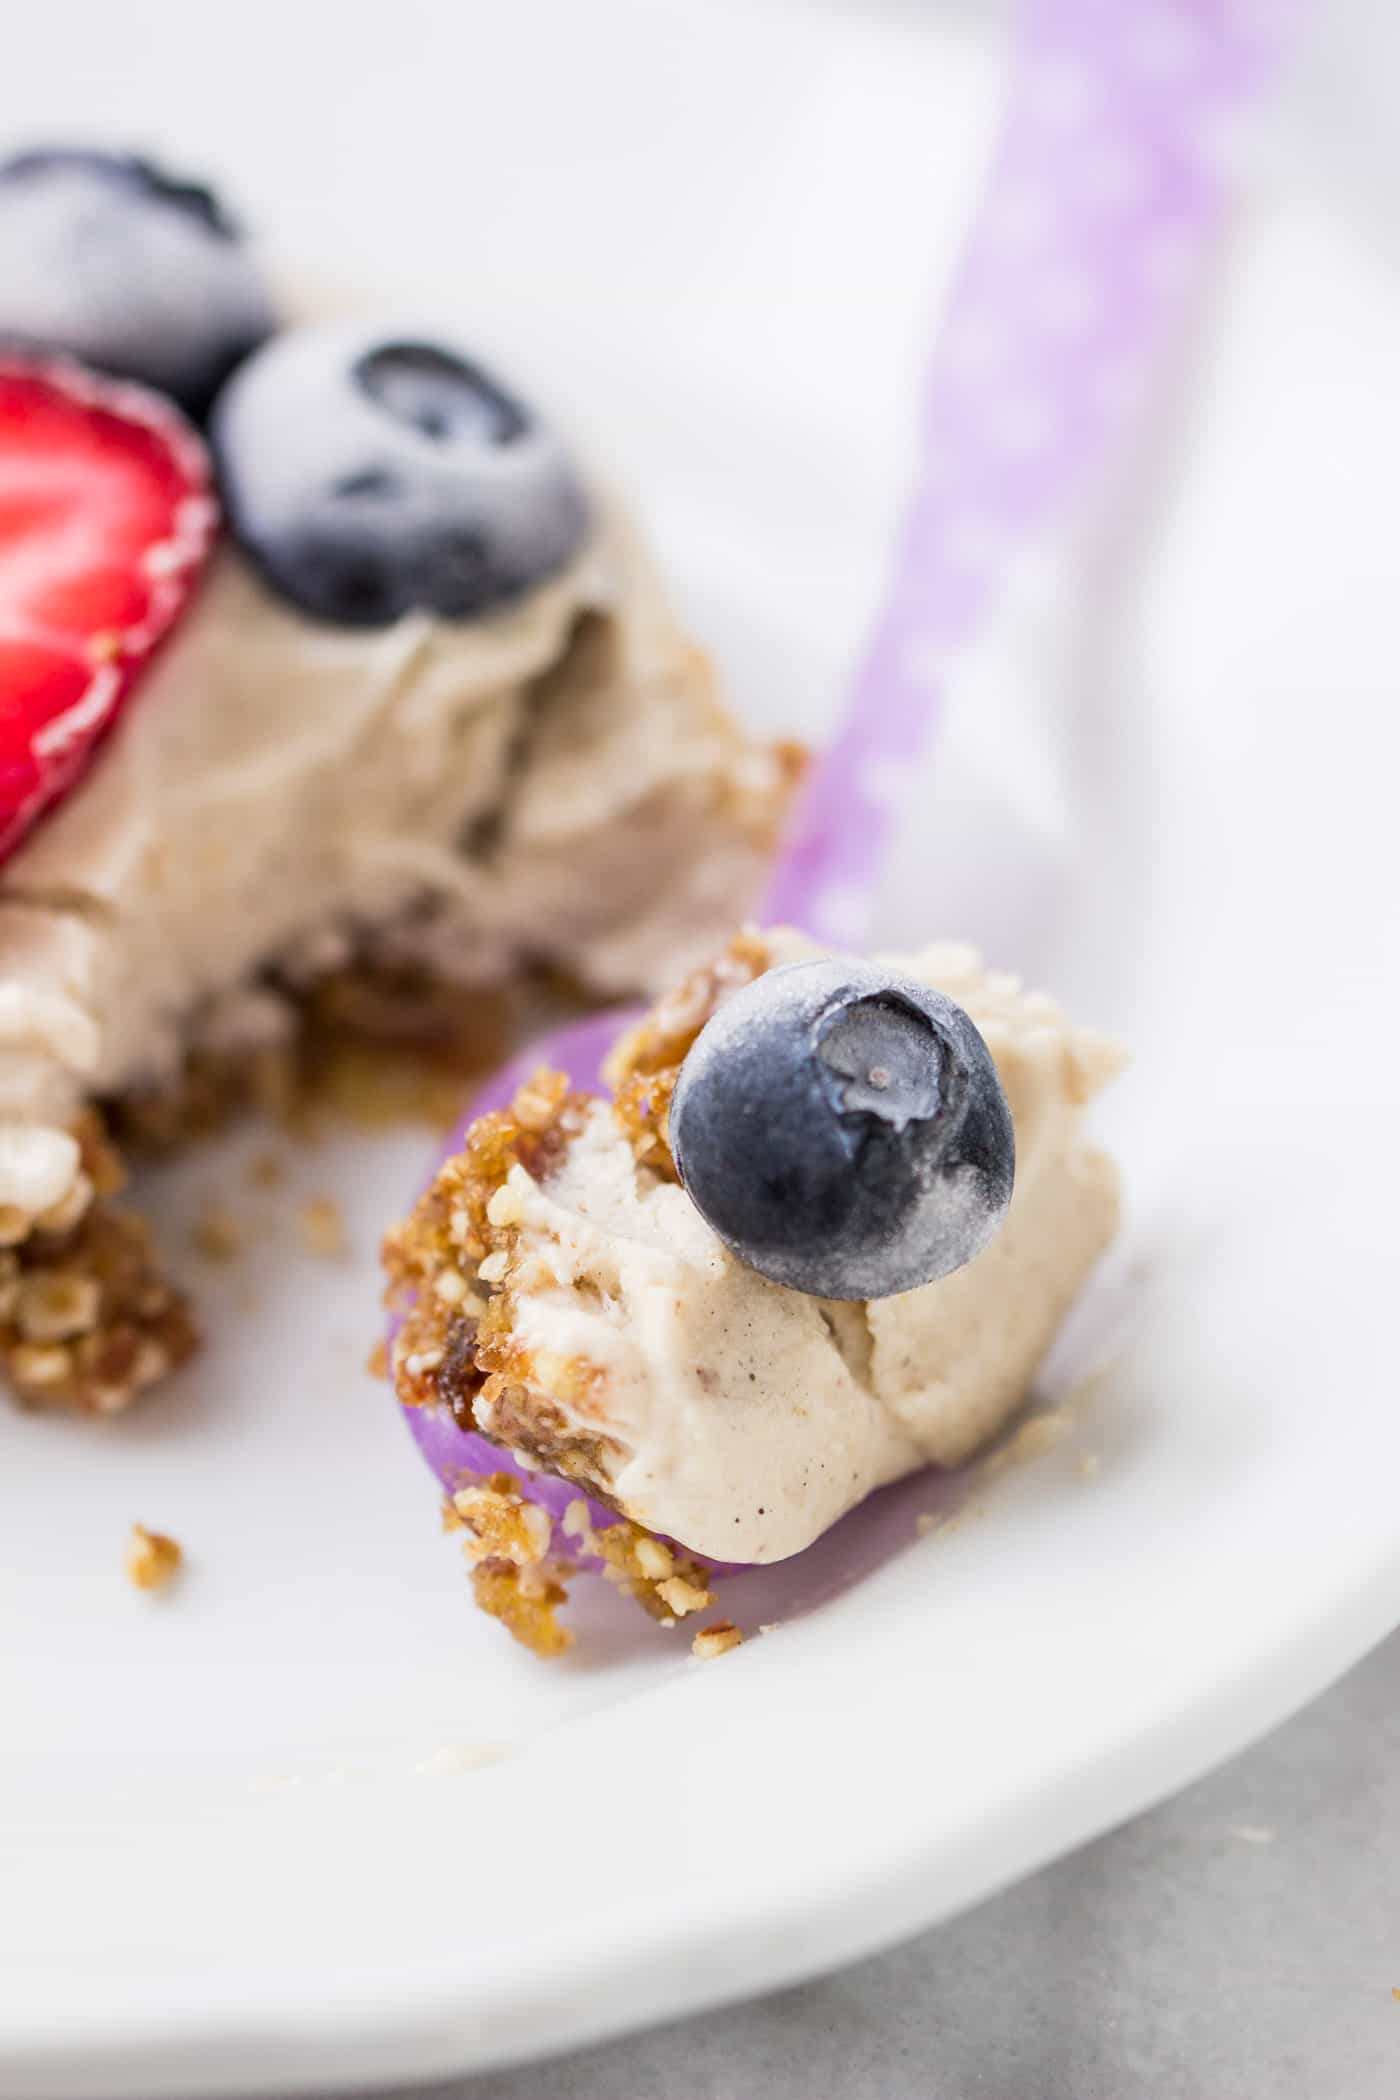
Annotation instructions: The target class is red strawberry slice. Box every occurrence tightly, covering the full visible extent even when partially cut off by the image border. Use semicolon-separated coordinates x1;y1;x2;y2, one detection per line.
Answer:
0;357;217;864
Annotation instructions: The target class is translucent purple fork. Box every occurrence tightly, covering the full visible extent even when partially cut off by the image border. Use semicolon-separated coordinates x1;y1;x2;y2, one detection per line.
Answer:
401;0;1301;1561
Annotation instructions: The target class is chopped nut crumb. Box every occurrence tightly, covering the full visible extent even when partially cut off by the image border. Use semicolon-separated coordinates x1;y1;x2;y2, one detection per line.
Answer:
471;1559;574;1658
298;1195;347;1259
486;1180;525;1229
605;928;774;1175
191;1203;244;1261
427;1463;716;1655
513;1077;565;1132
657;1575;712;1617
403;1348;444;1377
1;1181;198;1417
126;1523;183;1592
9;1342;71;1388
453;1477;554;1569
692;1621;743;1660
366;1337;389;1381
15;1271;101;1344
520;1503;553;1560
634;1536;675;1581
380;1066;586;1437
34;1172;95;1238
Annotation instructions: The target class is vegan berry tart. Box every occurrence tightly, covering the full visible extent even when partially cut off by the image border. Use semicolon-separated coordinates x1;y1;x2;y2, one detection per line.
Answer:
384;928;1122;1655
0;147;799;1413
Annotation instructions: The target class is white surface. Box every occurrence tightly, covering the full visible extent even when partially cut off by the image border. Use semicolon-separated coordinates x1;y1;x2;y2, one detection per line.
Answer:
2;2;1398;2095
358;1626;1400;2099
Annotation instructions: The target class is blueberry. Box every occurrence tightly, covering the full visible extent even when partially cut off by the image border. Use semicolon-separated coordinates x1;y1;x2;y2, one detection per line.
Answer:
669;959;1015;1301
210;323;592;627
0;147;277;420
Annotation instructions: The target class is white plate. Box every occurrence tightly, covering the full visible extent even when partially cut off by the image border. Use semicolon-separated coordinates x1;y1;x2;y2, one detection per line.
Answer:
3;3;1398;2094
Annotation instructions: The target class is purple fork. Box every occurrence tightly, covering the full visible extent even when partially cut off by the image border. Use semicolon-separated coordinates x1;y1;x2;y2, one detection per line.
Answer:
402;0;1303;1563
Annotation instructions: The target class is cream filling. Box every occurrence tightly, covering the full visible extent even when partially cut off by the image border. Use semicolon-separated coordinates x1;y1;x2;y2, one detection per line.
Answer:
476;940;1123;1564
0;503;787;1218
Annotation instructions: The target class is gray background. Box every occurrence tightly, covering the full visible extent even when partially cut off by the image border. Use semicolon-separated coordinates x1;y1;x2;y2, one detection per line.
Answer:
367;1628;1400;2099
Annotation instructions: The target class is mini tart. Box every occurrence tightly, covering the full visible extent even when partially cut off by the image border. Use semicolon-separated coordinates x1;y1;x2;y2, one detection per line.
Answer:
0;514;801;1416
384;928;1123;1655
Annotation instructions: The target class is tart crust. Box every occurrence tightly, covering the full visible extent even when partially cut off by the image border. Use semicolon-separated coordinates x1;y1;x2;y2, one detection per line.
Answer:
1;903;798;1421
383;928;1122;1654
382;931;796;1654
0;1115;196;1415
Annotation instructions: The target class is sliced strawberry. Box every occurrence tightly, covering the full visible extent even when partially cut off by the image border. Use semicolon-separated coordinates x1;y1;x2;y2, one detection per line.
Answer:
0;357;217;863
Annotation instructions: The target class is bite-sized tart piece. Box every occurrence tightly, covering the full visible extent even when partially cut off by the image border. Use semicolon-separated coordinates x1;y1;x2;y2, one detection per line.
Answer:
384;928;1123;1654
0;149;800;1416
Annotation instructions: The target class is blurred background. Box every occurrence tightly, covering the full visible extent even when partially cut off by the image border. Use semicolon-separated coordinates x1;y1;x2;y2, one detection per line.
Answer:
4;0;1396;985
3;0;1017;749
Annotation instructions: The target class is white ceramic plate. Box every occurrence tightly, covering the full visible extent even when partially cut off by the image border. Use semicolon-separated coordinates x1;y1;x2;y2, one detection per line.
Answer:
3;3;1398;2094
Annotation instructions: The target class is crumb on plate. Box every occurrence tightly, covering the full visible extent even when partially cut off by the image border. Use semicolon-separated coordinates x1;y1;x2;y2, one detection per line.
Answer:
126;1523;183;1592
298;1194;347;1259
692;1620;743;1660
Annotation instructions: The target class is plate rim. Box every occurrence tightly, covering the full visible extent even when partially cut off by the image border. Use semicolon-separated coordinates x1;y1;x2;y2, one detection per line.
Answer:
7;1528;1399;2100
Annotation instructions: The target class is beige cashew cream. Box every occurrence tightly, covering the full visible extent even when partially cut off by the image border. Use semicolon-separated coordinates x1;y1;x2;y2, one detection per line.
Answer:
463;932;1123;1564
0;504;794;1226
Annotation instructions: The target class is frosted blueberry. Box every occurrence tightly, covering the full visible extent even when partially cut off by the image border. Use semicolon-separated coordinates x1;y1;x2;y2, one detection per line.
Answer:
211;323;591;626
670;959;1015;1300
0;147;277;420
